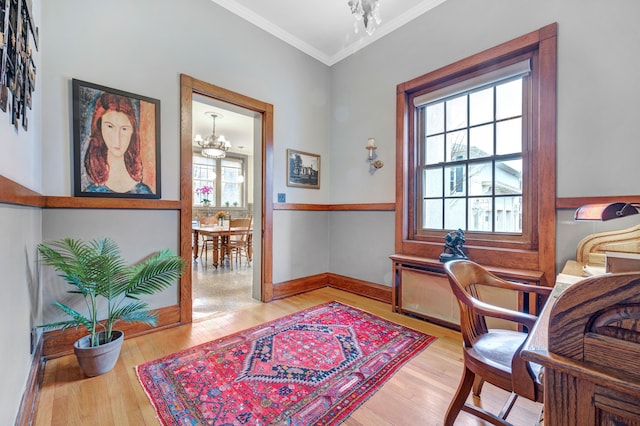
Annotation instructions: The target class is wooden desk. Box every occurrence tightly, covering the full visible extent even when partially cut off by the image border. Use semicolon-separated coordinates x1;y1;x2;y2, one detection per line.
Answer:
522;269;640;425
192;226;252;267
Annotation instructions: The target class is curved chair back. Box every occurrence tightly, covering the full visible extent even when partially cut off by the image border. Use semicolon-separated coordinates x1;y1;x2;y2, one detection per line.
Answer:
443;259;551;424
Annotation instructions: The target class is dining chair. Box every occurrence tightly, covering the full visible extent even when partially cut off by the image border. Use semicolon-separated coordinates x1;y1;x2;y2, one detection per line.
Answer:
198;216;218;264
223;216;252;268
443;259;551;426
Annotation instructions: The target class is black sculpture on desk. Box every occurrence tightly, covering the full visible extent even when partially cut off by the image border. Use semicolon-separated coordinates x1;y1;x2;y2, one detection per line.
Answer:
439;228;469;263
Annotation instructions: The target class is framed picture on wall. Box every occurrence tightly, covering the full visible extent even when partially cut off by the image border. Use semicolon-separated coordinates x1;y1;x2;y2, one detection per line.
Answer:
71;79;161;198
286;149;320;189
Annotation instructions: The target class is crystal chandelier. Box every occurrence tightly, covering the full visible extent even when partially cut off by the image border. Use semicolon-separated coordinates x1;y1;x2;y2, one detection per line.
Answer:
194;112;231;159
348;0;381;36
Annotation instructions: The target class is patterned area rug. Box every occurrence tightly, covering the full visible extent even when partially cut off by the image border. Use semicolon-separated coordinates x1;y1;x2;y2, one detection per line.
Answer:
136;301;436;425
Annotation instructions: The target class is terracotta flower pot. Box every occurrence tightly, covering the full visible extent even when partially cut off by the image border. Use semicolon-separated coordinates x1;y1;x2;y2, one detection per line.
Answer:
73;330;124;377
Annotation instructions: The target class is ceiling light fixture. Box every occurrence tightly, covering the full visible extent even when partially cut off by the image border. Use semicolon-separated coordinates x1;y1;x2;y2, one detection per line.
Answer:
348;0;381;36
194;111;231;159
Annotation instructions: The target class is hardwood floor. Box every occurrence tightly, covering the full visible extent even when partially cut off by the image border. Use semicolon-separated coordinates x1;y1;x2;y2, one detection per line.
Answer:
33;288;542;425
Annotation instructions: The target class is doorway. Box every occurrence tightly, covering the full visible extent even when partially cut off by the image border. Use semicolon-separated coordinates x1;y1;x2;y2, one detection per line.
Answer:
179;75;274;324
191;96;260;320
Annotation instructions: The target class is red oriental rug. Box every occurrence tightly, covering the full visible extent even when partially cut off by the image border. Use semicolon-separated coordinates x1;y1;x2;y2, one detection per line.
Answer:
136;301;436;425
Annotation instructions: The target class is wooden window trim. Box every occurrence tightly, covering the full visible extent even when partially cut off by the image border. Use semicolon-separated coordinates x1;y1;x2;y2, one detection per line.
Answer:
395;23;557;284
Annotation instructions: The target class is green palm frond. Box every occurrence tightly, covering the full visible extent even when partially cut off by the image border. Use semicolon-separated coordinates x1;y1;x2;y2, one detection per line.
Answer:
111;301;158;327
37;319;87;332
125;252;186;296
41;302;93;332
38;238;185;347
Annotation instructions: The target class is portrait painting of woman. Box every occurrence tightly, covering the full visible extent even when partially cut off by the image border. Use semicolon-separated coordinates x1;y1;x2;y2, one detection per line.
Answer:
72;79;161;198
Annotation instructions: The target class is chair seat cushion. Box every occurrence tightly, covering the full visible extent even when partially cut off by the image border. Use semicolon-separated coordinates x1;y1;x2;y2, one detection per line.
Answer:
467;329;543;385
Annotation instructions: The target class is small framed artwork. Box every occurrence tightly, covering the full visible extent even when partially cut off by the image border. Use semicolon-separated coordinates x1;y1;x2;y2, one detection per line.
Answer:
72;79;161;198
287;149;320;189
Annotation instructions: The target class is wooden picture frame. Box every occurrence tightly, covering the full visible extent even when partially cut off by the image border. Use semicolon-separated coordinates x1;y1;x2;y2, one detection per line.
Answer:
72;79;161;198
286;149;320;189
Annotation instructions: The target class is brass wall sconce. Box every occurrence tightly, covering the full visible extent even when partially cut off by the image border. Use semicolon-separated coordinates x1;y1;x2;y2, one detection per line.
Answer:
366;138;383;174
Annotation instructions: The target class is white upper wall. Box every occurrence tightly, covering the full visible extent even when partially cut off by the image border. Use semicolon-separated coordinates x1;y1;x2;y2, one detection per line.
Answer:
40;0;640;206
40;0;332;205
0;1;41;191
329;0;640;203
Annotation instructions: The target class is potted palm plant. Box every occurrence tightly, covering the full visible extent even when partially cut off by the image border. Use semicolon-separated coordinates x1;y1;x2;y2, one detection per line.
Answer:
38;237;185;377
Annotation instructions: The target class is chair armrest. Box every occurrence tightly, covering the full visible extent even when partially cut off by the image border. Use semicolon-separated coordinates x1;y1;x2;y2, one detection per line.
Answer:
478;276;553;308
468;298;538;330
482;274;552;296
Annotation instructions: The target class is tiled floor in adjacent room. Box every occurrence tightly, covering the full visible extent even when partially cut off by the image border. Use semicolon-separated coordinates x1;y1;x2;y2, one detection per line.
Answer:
191;254;261;321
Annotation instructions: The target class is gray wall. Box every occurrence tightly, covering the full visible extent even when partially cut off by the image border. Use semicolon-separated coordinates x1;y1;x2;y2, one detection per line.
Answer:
41;210;180;323
0;206;42;424
273;211;329;283
329;211;395;285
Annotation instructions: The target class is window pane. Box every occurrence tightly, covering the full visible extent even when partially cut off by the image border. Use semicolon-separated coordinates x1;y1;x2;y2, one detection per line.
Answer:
446;95;467;131
496;79;522;120
469;123;494;159
469;197;492;231
425;134;444;165
223;184;241;206
469;87;493;126
494;196;522;232
426;102;444;136
220;158;245;208
444;198;466;230
446;130;467;161
416;73;528;236
193;157;216;206
495;159;522;195
445;164;466;196
468;161;492;196
423;199;443;229
424;168;443;197
496;117;522;155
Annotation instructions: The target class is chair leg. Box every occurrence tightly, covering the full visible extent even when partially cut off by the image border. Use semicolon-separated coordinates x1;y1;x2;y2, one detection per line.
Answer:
200;241;208;265
472;376;485;396
497;392;518;421
444;366;476;426
447;367;515;426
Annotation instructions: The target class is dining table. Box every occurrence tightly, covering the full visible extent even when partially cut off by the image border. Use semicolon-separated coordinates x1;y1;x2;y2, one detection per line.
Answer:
192;225;253;267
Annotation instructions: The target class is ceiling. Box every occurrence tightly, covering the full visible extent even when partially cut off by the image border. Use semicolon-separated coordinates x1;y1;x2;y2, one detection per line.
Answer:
193;0;448;156
210;0;447;66
192;94;257;156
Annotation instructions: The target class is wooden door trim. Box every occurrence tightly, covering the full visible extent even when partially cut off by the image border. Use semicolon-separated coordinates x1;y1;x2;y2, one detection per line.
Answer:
179;74;274;323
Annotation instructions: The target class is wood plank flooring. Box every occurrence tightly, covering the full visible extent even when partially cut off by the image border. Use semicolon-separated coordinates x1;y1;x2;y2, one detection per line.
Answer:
33;287;542;425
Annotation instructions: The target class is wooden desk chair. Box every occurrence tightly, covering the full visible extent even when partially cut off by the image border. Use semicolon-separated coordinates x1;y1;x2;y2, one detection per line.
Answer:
443;259;552;426
221;217;252;268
